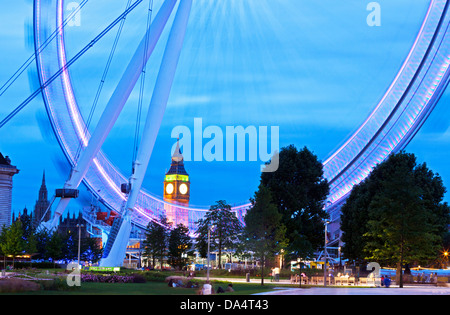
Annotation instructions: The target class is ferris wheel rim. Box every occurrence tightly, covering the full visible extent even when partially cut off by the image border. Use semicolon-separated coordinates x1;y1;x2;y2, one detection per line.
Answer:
33;0;450;227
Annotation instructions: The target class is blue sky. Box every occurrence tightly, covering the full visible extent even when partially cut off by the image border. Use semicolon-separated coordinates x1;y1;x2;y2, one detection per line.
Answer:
1;0;450;217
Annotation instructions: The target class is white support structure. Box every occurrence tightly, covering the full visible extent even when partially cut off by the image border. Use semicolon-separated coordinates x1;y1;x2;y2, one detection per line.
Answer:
40;0;178;231
100;0;193;267
126;0;193;213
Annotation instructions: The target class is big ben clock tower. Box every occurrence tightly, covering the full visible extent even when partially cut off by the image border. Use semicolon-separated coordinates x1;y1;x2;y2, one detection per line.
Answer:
163;140;190;227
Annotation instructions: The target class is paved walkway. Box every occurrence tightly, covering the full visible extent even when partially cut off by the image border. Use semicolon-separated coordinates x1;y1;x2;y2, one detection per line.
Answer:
255;286;450;295
197;277;450;295
195;276;292;285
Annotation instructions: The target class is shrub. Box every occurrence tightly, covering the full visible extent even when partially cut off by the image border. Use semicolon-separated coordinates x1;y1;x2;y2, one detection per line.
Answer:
0;279;41;293
36;277;80;291
131;273;146;283
13;262;60;269
141;271;167;282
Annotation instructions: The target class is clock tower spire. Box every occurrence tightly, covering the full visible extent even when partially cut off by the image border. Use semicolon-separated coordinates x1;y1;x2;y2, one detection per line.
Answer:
163;139;190;227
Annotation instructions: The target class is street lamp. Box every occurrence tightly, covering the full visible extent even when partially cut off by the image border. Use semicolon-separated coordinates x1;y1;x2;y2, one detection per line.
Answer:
207;225;215;282
323;220;329;287
138;231;143;269
338;246;342;270
76;224;84;269
442;250;449;268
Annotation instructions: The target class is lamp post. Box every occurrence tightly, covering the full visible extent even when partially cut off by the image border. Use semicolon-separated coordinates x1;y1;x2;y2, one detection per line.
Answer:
207;225;215;282
76;224;84;269
138;231;143;269
338;246;342;273
323;221;329;286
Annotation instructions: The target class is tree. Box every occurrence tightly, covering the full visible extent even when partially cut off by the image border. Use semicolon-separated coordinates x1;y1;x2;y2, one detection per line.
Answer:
444;233;450;253
14;212;37;265
241;184;287;285
340;183;371;264
340;151;450;287
195;200;243;269
81;237;103;264
260;145;329;259
34;228;51;261
61;232;77;263
143;216;170;269
46;231;63;267
0;225;7;269
0;221;25;268
24;232;37;265
168;223;193;270
17;210;34;244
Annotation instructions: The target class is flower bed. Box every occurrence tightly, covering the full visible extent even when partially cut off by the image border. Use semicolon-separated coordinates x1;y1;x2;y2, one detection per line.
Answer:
81;273;135;283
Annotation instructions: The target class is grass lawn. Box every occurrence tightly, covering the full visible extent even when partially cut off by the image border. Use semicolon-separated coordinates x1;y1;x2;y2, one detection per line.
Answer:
8;269;364;295
14;280;276;295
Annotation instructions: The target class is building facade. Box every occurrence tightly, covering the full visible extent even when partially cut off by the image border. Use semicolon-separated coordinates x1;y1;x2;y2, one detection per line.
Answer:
0;153;19;227
57;211;89;238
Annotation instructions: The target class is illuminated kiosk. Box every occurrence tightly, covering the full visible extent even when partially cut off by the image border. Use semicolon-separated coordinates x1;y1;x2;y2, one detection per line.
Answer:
164;140;190;227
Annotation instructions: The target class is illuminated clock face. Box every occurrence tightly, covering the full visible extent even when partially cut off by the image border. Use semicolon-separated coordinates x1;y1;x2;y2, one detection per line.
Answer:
165;183;174;194
179;183;188;195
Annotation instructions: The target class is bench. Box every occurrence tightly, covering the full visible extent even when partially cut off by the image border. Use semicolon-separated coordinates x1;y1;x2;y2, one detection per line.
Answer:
334;276;357;285
349;277;356;285
359;276;380;286
309;276;334;285
335;276;348;285
290;275;308;284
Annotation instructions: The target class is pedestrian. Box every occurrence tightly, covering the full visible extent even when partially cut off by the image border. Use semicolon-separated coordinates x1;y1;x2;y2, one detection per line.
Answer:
199;281;213;295
273;267;280;282
419;272;425;283
383;276;391;288
225;283;234;292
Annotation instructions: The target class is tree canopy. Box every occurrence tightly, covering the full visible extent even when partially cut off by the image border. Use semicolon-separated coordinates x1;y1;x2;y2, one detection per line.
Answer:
260;145;329;259
167;223;193;270
241;184;287;285
340;151;450;286
195;200;243;269
143;215;171;269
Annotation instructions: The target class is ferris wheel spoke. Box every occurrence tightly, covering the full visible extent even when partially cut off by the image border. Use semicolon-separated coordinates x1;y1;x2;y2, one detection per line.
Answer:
126;0;193;214
101;0;193;267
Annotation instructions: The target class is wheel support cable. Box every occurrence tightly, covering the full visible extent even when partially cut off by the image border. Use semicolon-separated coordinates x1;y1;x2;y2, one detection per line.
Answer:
0;0;144;129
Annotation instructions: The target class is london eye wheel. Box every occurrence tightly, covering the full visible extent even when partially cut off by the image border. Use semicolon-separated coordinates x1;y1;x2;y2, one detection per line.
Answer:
32;0;450;266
